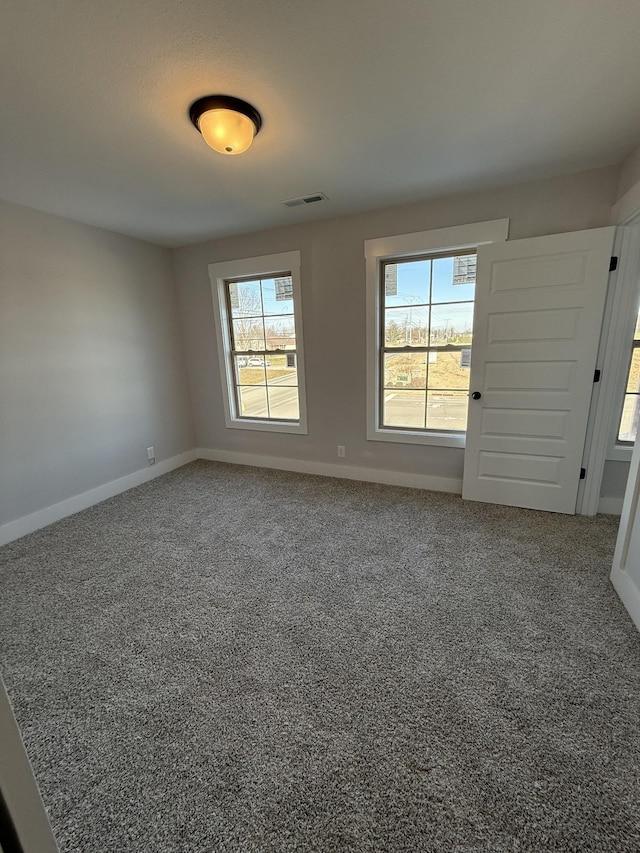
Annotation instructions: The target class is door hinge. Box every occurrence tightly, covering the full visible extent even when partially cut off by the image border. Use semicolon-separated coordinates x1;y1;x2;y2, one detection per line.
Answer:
594;369;601;383
609;256;618;272
580;467;586;480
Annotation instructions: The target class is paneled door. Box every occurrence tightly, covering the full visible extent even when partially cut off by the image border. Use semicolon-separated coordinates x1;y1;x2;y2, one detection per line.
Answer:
462;227;615;513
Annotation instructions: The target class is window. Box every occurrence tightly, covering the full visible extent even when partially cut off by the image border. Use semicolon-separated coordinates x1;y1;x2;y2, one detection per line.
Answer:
365;219;509;447
380;250;475;433
209;251;307;434
618;309;640;444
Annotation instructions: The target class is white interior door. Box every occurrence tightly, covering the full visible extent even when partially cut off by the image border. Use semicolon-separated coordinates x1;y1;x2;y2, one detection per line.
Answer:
463;227;615;514
611;435;640;631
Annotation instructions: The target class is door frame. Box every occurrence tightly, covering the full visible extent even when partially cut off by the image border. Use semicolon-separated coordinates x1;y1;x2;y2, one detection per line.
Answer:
578;213;640;515
610;423;640;630
0;676;58;852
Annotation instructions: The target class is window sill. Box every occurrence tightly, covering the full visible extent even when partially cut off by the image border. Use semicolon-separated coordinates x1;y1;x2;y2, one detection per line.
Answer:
367;426;465;448
606;444;633;463
225;418;308;435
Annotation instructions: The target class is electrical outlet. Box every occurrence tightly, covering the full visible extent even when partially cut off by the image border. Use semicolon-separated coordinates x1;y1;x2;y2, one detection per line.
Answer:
147;446;155;465
337;445;345;458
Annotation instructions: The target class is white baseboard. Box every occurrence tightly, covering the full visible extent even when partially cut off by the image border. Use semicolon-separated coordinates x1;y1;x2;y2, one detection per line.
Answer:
0;450;197;547
195;447;463;494
1;444;617;547
610;568;640;632
598;496;624;515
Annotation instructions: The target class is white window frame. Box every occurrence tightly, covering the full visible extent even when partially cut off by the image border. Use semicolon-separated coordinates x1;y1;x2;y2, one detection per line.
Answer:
365;219;509;447
209;250;308;434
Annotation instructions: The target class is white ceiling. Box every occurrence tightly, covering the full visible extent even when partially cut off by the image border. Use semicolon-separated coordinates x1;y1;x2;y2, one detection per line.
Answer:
2;0;640;247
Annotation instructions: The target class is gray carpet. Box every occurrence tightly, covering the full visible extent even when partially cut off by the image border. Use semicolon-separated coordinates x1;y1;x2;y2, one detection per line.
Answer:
1;460;640;852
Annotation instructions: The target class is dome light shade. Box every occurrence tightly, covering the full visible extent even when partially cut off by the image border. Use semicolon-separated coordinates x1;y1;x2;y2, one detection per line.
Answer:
198;109;255;155
189;95;262;155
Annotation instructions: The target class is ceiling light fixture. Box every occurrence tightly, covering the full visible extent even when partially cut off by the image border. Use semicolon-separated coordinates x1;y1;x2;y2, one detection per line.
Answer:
189;95;262;155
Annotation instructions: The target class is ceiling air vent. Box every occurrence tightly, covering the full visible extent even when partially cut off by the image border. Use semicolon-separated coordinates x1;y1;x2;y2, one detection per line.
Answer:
283;192;328;208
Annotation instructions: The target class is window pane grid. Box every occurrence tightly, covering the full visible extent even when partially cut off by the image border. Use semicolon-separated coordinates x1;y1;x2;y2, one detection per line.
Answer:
383;386;465;392
380;251;475;434
230;314;265;322
618;338;640;443
225;274;300;422
381;346;470;353
232;349;297;356
381;298;474;310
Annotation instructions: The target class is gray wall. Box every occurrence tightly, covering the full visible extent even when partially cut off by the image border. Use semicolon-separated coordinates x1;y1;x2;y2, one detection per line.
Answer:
173;167;619;486
0;164;627;527
617;141;640;201
0;199;194;526
601;461;630;504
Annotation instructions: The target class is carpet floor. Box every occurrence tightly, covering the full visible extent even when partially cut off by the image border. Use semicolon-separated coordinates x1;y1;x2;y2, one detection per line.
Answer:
1;461;639;852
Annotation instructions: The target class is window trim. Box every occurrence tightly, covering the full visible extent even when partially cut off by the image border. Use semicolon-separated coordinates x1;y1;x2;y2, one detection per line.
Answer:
365;219;509;447
209;251;308;434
